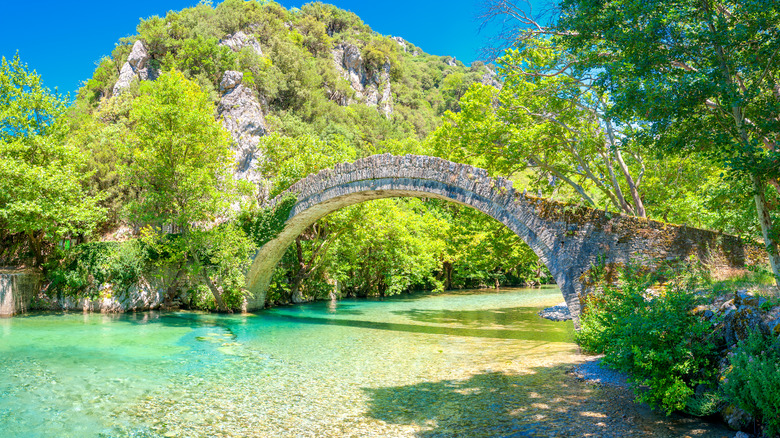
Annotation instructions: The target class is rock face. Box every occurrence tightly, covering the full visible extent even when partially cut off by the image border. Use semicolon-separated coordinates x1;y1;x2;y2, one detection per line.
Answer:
219;30;263;57
112;41;157;96
391;36;407;52
481;66;502;89
0;269;42;316
332;43;393;117
217;70;268;192
34;278;165;313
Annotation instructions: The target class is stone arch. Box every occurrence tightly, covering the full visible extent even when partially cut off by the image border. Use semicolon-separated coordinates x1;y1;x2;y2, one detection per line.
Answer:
244;154;765;324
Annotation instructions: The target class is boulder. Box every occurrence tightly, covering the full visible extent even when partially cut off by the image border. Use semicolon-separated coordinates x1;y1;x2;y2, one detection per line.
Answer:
538;302;572;321
112;41;158;96
723;306;767;346
220;70;244;93
721;404;753;431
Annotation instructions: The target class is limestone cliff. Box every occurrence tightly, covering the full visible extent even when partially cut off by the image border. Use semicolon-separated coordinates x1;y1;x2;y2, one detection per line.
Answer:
219;30;263;57
332;43;393;117
112;41;157;96
217;70;268;198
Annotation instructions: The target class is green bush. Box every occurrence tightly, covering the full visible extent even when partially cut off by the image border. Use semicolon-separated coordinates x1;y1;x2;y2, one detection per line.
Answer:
722;329;780;437
576;262;716;414
47;240;149;297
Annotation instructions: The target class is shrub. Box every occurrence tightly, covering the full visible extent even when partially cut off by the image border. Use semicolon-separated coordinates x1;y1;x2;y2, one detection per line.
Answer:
576;262;716;414
722;329;780;437
47;240;150;297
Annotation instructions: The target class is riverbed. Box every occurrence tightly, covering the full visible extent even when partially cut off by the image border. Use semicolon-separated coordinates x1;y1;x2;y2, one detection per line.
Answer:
0;286;732;437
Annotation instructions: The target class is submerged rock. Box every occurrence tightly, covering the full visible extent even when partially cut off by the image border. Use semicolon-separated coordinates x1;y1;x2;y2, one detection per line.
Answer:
538;302;572;321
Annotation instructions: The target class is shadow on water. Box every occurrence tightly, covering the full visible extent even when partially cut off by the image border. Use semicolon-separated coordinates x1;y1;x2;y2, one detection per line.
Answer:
264;312;574;342
391;307;553;328
363;365;732;438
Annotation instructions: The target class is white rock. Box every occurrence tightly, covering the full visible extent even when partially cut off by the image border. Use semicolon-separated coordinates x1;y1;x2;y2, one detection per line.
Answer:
332;43;393;117
219;30;263;57
112;40;157;96
217;72;268;191
220;70;244;93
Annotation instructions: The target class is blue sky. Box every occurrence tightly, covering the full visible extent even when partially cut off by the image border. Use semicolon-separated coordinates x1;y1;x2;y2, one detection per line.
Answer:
0;0;527;96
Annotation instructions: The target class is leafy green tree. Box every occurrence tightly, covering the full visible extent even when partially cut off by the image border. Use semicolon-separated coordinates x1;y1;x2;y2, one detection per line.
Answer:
122;70;246;310
430;39;648;217
122;70;238;228
0;55;104;266
326;198;448;297
554;0;780;282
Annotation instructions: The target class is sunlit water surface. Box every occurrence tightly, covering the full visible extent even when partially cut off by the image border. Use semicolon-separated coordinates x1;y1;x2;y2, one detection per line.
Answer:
0;287;730;437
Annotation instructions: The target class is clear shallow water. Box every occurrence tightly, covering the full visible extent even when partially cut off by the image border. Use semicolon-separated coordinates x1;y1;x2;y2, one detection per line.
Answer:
0;287;729;437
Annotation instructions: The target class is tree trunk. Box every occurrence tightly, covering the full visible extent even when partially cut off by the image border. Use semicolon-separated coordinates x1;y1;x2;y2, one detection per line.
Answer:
164;264;186;308
201;269;230;313
27;231;44;267
751;175;780;286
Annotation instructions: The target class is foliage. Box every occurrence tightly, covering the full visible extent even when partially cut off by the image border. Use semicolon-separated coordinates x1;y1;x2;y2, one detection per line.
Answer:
325;199;448;297
46;240;149;298
238;193;298;248
576;262;716;414
121;70;240;228
429;39;648;217
0;55;104;265
441;203;551;288
189;223;257;311
556;0;780;282
258;132;355;197
722;329;780;437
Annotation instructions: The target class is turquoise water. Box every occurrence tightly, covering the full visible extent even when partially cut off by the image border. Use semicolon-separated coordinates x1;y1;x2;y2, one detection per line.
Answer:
0;287;728;437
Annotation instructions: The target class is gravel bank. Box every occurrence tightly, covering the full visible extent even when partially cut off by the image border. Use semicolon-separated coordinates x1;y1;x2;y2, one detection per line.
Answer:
570;356;630;388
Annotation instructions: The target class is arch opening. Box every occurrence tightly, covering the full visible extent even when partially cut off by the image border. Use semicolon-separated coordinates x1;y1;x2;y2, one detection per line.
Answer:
245;175;576;316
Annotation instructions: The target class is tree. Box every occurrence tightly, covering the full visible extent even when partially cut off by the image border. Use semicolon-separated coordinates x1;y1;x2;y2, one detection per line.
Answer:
122;70;246;311
554;0;780;282
0;55;104;266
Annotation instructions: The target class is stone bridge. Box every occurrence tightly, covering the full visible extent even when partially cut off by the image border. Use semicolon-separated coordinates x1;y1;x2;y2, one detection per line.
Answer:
244;154;765;322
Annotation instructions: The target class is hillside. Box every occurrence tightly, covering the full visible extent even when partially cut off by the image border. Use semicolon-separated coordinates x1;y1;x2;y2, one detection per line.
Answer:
73;0;498;202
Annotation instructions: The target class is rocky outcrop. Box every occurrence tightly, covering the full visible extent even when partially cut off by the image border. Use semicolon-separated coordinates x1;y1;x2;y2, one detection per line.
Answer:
34;278;165;313
217;71;268;191
112;41;157;96
0;269;42;316
481;66;502;89
219;30;263;57
391;36;407;52
332;43;393;117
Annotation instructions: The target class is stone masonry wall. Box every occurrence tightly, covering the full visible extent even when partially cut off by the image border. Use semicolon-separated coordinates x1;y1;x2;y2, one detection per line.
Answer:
248;154;767;322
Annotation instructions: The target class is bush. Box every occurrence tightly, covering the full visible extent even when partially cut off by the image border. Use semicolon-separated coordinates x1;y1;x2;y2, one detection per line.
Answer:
576;262;716;414
722;329;780;437
47;240;150;297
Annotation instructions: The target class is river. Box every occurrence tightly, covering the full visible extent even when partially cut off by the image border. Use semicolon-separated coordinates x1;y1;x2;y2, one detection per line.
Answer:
0;286;732;437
